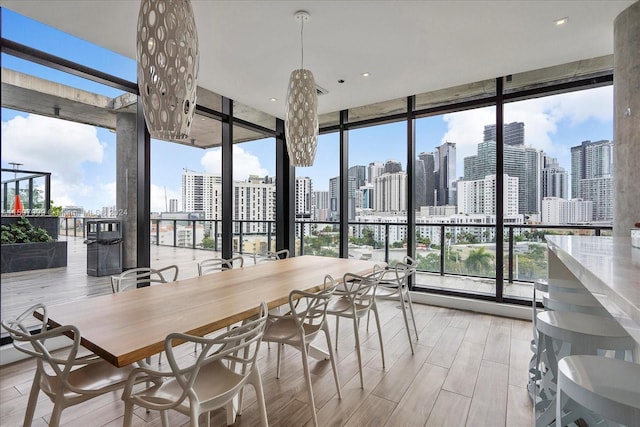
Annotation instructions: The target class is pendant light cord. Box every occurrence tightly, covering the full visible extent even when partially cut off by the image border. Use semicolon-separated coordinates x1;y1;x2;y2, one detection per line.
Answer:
300;17;305;69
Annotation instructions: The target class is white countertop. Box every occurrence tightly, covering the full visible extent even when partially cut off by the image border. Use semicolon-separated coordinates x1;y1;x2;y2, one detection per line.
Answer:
546;235;640;346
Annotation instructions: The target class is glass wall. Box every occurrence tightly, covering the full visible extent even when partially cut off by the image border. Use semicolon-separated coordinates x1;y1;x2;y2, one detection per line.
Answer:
502;85;614;300
413;107;497;295
297;133;340;257
348;122;406;264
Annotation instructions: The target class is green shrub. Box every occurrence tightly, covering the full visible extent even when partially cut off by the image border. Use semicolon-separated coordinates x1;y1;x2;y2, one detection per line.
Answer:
1;217;53;244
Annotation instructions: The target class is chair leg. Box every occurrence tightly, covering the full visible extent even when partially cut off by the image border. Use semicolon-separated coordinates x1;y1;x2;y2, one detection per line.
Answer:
334;316;340;350
160;410;170;427
372;304;386;368
276;342;282;379
300;342;319;427
123;401;135;427
352;316;364;389
48;400;64;427
323;323;342;399
250;368;269;427
23;370;41;427
398;294;415;355
405;290;419;341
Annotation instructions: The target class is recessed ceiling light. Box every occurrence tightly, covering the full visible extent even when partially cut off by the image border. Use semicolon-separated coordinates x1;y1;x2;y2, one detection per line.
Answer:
361;72;370;77
270;98;277;102
554;16;569;26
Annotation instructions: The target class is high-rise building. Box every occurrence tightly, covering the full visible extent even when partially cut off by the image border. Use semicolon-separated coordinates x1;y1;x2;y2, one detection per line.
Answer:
182;170;222;220
541;197;593;224
484;121;525;146
182;170;276;233
233;175;275;234
368;161;385;184
570;140;613;221
416;152;436;208
384;159;402;174
374;172;407;213
295;177;312;219
541;156;568;199
435;142;456;205
329;176;339;221
311;190;329;221
464;140;540;215
457;174;518;215
348;165;367;188
169;198;178;213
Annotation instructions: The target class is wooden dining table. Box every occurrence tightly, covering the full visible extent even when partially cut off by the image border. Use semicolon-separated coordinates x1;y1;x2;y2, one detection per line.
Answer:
36;255;382;367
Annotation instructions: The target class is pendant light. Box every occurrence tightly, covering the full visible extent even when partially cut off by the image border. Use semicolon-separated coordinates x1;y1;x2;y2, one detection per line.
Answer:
137;0;199;141
285;10;318;167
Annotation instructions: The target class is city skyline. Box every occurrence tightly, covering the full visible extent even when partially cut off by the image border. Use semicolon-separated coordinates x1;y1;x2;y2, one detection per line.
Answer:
1;9;615;214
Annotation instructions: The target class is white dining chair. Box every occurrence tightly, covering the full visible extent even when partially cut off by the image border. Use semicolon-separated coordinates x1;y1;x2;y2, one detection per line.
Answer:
372;257;419;354
261;275;341;427
110;265;179;364
198;257;234;276
252;248;289;264
327;271;385;389
122;302;269;427
1;303;147;427
110;264;179;293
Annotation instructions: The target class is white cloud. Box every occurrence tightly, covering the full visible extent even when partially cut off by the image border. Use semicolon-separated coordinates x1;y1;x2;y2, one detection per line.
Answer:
1;114;105;206
200;146;269;180
442;85;613;170
150;184;181;213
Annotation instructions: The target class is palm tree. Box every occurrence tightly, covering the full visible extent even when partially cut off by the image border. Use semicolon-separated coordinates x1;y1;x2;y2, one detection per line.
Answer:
464;247;494;275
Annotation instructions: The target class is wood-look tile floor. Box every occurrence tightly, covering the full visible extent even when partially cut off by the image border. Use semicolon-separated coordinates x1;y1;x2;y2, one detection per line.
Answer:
0;299;534;426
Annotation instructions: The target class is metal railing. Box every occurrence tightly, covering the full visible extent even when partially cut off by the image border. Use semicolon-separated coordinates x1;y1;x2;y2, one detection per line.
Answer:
58;216;611;286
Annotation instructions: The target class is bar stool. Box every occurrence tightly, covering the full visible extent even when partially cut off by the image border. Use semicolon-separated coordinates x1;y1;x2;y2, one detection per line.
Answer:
534;311;635;426
542;292;611;318
528;279;606;401
556;355;640;426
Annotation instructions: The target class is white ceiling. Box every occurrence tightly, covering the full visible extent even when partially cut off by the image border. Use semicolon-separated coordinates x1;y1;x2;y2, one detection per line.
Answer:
0;0;635;120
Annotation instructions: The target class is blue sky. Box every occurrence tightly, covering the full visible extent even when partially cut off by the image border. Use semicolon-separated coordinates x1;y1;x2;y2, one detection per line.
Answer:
1;8;614;212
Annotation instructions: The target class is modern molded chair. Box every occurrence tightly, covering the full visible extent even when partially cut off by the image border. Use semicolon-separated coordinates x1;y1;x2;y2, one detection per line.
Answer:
198;255;245;276
372;257;418;354
110;265;179;293
261;275;341;427
122;302;269;427
252;249;289;264
327;271;385;389
1;303;145;427
110;265;179;364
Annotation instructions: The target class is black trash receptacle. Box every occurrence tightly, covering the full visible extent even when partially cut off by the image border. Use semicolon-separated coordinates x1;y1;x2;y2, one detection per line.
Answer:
86;219;122;277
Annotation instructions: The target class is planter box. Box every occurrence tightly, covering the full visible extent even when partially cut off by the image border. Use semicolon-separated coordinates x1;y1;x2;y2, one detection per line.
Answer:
1;216;59;240
1;241;67;273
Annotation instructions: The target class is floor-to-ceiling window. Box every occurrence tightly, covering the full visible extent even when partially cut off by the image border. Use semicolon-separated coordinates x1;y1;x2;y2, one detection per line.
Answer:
297;132;340;257
502;84;614;301
348;121;407;264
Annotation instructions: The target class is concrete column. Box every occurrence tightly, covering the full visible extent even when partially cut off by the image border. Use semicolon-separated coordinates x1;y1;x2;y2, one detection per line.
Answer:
613;1;640;236
116;112;138;269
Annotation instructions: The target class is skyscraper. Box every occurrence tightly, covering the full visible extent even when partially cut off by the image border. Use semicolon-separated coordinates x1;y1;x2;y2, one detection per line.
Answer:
384;159;402;174
434;142;456;206
182;169;222;220
484;121;525;146
368;161;384;183
464;140;540;215
457;174;519;215
416;152;436;208
374;172;407;212
570;140;613;221
295;177;312;219
541;156;568;199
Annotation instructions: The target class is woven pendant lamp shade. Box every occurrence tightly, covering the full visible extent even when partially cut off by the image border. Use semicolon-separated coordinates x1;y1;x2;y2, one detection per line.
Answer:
285;68;319;167
137;0;199;141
